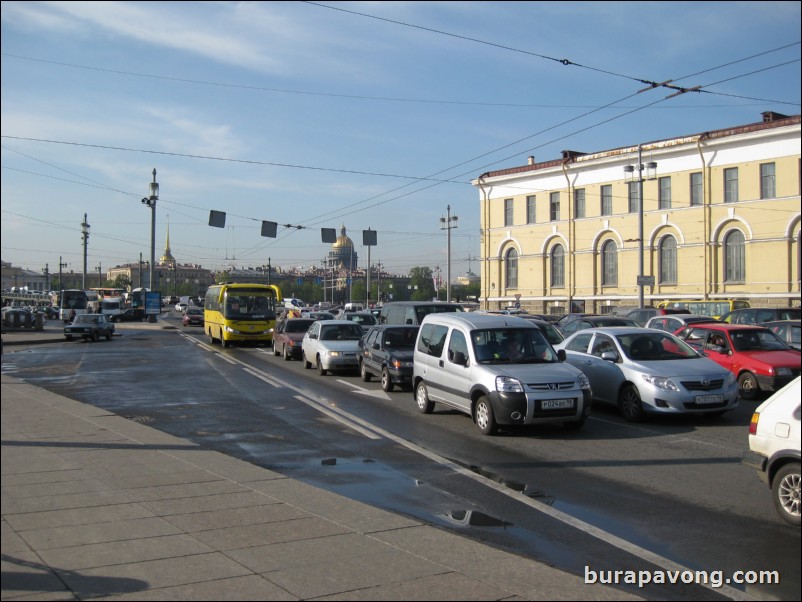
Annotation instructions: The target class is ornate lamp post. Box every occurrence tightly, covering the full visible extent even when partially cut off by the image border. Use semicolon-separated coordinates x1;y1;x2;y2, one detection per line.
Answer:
141;169;159;322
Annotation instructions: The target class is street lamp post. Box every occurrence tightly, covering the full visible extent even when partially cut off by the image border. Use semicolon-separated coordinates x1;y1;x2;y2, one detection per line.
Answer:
141;169;159;322
624;146;657;309
440;205;458;302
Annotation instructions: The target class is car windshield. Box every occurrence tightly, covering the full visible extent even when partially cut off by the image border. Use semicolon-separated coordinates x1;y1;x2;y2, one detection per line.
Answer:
74;315;98;324
347;314;376;325
320;324;363;340
729;329;789;351
472;328;556;364
617;332;698;361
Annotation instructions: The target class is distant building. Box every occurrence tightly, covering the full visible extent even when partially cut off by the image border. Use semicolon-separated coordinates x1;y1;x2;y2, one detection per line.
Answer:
107;225;213;295
457;270;480;286
1;261;49;292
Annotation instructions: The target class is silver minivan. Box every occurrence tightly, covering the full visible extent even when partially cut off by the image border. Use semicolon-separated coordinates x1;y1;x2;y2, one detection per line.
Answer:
412;313;592;435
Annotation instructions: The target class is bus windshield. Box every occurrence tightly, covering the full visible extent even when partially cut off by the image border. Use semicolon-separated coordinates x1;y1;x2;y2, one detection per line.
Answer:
223;289;277;320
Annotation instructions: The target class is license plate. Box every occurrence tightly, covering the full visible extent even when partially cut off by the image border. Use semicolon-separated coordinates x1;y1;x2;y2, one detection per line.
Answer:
695;394;724;404
541;398;575;410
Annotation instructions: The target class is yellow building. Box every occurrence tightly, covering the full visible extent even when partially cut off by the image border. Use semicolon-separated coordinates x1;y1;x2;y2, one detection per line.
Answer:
473;112;801;315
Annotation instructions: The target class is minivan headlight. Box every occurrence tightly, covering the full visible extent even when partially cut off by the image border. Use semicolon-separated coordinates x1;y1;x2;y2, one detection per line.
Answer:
496;376;524;393
577;373;591;390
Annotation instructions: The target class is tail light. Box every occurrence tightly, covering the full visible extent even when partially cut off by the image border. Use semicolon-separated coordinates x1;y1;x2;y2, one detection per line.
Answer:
748;412;760;436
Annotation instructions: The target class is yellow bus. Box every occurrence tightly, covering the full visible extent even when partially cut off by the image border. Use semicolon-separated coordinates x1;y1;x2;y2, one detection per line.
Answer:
204;283;282;347
657;299;751;319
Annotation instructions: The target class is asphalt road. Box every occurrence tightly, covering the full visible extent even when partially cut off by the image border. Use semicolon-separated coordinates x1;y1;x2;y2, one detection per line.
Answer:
2;316;799;601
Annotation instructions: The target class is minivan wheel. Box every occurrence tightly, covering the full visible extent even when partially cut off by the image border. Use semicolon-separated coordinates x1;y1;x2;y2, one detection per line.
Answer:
619;384;646;422
415;382;434;414
772;462;801;526
475;396;498;436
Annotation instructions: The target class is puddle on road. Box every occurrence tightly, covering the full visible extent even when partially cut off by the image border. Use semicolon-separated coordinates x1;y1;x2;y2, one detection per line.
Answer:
443;510;512;527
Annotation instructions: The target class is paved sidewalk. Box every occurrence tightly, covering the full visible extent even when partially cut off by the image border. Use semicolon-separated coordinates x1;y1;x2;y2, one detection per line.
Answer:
2;329;639;600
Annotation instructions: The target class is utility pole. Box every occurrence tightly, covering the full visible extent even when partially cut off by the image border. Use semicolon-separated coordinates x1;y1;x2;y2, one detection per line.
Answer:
440;205;458;302
43;264;50;292
58;257;67;290
81;213;90;289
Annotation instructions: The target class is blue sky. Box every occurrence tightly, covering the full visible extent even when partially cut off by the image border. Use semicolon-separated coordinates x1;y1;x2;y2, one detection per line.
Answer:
2;1;800;281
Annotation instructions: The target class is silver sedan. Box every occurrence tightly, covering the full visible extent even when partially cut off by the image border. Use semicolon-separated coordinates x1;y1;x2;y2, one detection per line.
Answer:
553;327;738;422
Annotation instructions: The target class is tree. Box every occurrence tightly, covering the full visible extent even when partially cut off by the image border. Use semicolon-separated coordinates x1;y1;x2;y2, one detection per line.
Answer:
409;266;435;301
112;274;131;291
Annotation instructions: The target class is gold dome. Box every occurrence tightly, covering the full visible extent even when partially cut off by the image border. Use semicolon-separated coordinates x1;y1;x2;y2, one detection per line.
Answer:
332;225;353;249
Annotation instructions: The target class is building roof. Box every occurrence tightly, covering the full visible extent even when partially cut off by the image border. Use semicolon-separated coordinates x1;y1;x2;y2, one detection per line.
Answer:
477;112;800;180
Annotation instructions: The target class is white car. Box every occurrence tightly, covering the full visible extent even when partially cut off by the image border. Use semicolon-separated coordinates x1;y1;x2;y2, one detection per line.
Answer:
175;302;188;312
742;377;801;526
301;320;365;375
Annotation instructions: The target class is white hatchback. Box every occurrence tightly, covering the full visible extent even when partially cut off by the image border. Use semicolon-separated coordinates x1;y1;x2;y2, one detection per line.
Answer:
742;377;801;526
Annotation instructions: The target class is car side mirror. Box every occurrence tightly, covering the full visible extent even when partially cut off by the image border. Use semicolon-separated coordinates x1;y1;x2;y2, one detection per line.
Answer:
600;350;618;362
452;351;468;366
309;333;318;340
557;349;567;362
372;343;380;350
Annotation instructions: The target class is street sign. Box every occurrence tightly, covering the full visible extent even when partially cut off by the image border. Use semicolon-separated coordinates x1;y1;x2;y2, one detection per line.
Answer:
637;276;655;286
144;292;162;315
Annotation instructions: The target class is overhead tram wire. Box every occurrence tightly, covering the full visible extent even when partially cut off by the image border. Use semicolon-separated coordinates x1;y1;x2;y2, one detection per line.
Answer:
302;1;800;102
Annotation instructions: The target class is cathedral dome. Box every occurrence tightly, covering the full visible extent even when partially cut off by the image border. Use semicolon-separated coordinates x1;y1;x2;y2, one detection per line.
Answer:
332;225;353;249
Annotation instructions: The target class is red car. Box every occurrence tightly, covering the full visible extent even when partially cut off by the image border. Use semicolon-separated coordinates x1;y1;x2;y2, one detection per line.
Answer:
675;323;801;400
182;307;204;327
273;317;316;360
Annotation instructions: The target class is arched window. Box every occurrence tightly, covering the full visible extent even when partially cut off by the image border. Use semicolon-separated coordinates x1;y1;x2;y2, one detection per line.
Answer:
601;240;618;286
724;230;745;282
659;235;677;284
551;244;565;287
505;248;518;289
